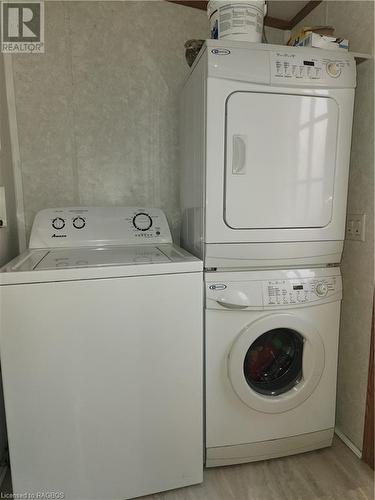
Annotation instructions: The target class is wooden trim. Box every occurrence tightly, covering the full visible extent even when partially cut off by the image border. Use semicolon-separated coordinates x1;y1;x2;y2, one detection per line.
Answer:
167;0;207;10
264;16;292;30
362;298;374;469
289;1;323;29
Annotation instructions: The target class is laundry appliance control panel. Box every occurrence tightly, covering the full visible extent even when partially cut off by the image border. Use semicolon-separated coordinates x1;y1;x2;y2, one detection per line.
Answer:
263;276;339;306
205;270;342;310
270;51;355;86
205;41;356;88
29;207;173;249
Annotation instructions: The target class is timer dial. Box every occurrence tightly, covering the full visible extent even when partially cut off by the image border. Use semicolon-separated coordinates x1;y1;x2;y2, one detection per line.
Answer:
326;62;341;78
133;213;152;231
52;217;65;230
73;216;86;229
315;282;328;297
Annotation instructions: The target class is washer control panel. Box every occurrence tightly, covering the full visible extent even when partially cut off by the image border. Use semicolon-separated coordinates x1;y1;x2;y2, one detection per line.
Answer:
205;270;342;310
52;217;65;230
263;276;339;306
29;207;173;249
132;212;153;231
270;51;355;86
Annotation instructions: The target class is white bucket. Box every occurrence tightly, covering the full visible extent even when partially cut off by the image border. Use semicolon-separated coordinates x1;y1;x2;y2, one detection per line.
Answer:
208;0;267;42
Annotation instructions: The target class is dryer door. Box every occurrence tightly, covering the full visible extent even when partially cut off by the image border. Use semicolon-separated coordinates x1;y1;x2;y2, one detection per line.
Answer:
224;92;339;230
228;313;325;413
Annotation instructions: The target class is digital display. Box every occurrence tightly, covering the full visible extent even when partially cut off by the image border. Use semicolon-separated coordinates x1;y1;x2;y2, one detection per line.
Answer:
303;61;315;66
293;285;304;290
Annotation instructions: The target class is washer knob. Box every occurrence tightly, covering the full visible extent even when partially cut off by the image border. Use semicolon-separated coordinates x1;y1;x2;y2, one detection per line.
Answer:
326;62;341;78
73;217;86;229
315;282;328;297
133;213;152;231
52;217;65;230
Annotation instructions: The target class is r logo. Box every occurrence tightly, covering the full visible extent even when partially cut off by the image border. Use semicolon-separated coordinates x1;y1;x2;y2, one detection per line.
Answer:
1;1;44;53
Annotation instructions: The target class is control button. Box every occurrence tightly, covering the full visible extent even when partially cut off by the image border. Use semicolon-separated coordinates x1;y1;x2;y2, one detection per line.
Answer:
326;62;341;78
133;212;153;231
283;62;291;77
73;216;86;229
315;282;328;297
52;217;65;230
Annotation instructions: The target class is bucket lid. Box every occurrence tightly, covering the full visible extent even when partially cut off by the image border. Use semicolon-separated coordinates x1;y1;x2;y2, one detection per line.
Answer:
207;0;267;17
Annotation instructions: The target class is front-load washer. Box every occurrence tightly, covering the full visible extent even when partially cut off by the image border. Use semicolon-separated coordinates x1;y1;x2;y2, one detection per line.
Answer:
205;267;341;467
180;41;356;269
0;207;203;500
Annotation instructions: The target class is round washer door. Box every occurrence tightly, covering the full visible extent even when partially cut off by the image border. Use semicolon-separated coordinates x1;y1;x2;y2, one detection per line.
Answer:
228;313;325;414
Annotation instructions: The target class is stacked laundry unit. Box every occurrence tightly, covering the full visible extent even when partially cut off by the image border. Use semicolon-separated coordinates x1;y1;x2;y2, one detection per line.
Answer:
180;40;356;466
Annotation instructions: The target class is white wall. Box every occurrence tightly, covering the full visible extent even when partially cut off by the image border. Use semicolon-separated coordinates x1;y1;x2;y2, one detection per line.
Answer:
295;1;374;451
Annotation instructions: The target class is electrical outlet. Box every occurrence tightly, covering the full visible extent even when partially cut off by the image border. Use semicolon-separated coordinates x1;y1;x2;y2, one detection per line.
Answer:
346;213;366;241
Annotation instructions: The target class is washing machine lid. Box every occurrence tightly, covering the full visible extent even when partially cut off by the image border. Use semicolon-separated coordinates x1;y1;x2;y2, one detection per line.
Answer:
34;245;171;270
0;244;202;285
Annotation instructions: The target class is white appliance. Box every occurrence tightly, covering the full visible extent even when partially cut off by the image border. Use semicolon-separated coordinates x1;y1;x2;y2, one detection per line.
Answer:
205;267;341;466
0;207;203;500
180;41;356;269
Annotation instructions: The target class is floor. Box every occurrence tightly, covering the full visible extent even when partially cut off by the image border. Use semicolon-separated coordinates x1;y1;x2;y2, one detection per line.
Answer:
1;437;373;500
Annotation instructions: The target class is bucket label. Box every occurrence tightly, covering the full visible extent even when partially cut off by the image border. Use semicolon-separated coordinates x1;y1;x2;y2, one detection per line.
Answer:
211;48;231;55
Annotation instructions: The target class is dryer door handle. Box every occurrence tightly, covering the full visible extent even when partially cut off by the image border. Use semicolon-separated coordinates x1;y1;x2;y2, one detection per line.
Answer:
232;135;247;175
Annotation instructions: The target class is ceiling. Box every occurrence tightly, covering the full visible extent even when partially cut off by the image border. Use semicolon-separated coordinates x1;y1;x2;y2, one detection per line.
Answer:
267;1;310;21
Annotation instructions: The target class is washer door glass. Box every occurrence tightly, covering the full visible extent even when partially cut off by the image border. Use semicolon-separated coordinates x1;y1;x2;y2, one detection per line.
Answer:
243;328;303;396
228;314;325;414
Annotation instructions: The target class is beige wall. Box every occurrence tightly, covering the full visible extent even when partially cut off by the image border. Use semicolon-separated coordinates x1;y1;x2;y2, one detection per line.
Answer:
0;56;19;265
11;1;283;243
11;1;208;241
0;54;20;461
265;25;286;45
296;1;374;451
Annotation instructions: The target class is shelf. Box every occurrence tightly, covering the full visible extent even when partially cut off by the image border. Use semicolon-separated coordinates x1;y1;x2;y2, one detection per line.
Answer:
351;52;373;64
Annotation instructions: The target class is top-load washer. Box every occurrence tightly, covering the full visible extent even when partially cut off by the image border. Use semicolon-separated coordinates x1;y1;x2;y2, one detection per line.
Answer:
0;207;203;500
180;41;356;269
